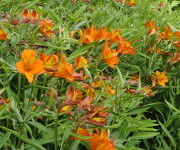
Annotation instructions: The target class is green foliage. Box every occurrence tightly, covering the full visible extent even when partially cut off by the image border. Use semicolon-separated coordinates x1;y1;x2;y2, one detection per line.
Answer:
0;0;180;150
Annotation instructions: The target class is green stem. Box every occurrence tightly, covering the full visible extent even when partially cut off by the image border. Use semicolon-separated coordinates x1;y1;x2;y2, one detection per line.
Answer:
55;112;59;150
18;73;21;100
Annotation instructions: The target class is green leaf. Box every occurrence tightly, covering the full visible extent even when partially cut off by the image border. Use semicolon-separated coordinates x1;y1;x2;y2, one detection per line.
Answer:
28;121;50;133
159;121;176;148
165;100;180;114
129;132;159;139
0;126;46;150
0;132;11;149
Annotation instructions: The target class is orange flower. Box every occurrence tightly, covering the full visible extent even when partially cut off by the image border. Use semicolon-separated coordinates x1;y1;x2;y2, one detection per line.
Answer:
159;27;173;40
106;85;116;95
168;52;180;63
39;53;59;73
90;129;115;150
108;29;123;43
90;80;102;88
64;86;84;105
83;106;110;126
117;40;136;55
74;56;88;69
102;42;119;68
39;19;54;38
11;19;19;25
0;96;10;108
73;128;91;141
86;87;97;100
126;0;136;6
0;29;7;40
80;26;108;44
151;71;168;87
53;55;83;81
140;86;155;97
16;49;44;83
59;105;72;113
21;9;39;23
80;25;98;44
70;30;77;38
174;31;180;39
96;27;109;41
74;128;115;150
145;21;158;36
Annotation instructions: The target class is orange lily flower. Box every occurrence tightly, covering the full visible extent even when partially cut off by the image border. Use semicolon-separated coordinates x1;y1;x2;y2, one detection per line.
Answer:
21;9;39;23
39;53;59;74
39;19;54;38
151;71;168;87
11;19;20;25
102;42;119;68
59;105;72;114
80;26;108;44
145;21;158;36
16;49;44;83
96;27;109;41
117;40;136;55
80;25;98;44
0;96;10;108
73;128;91;141
168;52;180;63
126;0;136;6
90;80;102;88
174;31;180;39
74;128;115;150
173;31;180;49
0;29;7;40
74;56;88;69
64;86;84;105
53;55;83;81
83;105;110;126
108;29;123;43
106;85;116;95
159;27;173;40
90;129;115;150
140;86;155;97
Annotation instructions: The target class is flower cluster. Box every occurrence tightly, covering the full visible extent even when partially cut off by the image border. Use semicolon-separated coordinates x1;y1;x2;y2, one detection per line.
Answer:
80;26;136;68
11;9;54;38
16;49;84;83
145;21;180;63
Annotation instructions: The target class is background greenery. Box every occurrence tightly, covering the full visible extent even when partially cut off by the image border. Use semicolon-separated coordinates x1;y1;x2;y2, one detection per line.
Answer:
0;0;179;150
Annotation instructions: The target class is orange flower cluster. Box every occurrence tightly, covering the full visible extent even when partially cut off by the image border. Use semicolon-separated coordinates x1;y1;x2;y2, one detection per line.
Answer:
0;29;7;40
159;27;173;40
145;21;180;63
151;71;168;87
11;9;54;38
21;9;39;23
125;73;155;97
16;49;85;83
145;21;158;36
145;21;173;40
74;128;115;150
59;85;110;126
82;105;110;126
80;26;136;68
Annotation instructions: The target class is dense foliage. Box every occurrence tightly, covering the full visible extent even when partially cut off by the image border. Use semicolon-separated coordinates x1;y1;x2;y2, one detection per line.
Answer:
0;0;180;150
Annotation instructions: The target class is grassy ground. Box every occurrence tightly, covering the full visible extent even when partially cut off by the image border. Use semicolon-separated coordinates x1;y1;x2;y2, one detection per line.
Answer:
0;0;180;150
